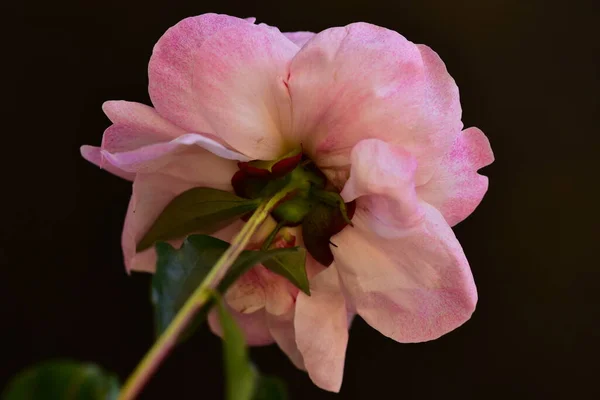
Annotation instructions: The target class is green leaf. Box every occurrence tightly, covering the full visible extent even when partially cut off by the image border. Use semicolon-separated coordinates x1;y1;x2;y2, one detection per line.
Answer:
216;296;258;400
252;376;289;400
215;297;289;400
263;248;310;295
137;188;260;252
152;235;303;336
2;361;119;400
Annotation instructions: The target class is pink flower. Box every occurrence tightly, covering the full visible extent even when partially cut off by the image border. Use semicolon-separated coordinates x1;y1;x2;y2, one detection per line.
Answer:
81;14;494;392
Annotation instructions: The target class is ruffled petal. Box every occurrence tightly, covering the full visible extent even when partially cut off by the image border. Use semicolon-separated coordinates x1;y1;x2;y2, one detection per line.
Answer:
295;266;348;392
288;23;462;184
208;306;275;346
340;139;424;238
283;31;316;47
417;127;494;226
332;203;477;343
148;13;298;159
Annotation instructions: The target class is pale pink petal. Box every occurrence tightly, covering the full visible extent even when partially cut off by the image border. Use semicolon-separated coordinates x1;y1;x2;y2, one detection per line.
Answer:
101;133;250;174
101;101;184;153
208;306;274;346
332;202;477;343
288;23;461;185
340;139;424;238
121;149;239;273
417;127;494;226
225;268;267;314
149;13;298;159
283;31;316;47
295;266;348;392
80;145;135;181
266;308;305;370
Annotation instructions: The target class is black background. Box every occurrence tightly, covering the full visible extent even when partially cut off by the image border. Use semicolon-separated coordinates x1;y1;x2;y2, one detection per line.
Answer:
2;0;598;399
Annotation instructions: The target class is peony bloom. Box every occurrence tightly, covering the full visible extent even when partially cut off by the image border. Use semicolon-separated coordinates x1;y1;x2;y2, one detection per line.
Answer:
81;14;493;392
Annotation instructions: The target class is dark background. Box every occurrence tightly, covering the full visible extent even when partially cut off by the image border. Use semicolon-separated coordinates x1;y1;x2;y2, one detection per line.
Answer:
2;0;598;399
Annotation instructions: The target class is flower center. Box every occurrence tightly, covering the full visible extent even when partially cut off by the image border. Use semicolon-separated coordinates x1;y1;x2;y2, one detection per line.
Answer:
231;149;355;266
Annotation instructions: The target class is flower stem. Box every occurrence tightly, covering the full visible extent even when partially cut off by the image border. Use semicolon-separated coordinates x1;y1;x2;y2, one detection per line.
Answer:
260;220;285;251
118;190;291;400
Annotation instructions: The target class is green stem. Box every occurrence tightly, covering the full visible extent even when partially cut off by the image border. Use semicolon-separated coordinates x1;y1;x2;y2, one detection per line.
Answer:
118;190;291;400
260;220;285;251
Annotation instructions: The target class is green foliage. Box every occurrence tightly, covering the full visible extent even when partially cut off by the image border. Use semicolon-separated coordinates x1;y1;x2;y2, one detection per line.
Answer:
216;297;288;400
2;361;119;400
263;248;310;295
152;235;307;336
137;188;260;251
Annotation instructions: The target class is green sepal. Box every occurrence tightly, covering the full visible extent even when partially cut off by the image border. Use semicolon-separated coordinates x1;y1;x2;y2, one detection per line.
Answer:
301;199;356;267
312;190;354;226
244;147;302;175
263;248;310;295
2;360;119;400
152;235;305;337
137;187;260;252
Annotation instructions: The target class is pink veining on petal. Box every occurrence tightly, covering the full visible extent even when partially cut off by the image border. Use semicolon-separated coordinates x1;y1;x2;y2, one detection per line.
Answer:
288;23;462;184
148;14;297;159
417;127;494;226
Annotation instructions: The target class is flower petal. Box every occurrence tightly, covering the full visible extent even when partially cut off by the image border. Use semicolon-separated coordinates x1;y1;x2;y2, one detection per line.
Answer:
267;308;305;370
121;149;239;272
80;145;135;181
288;23;461;184
417;127;494;226
101;133;250;174
295;265;348;392
225;268;267;314
340;139;424;238
283;31;316;47
101;101;185;153
148;13;297;159
332;202;477;343
208;306;275;346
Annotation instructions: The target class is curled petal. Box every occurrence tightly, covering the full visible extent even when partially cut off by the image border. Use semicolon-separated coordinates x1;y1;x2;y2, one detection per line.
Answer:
149;13;297;159
101;101;184;153
288;23;461;184
332;203;477;343
295;266;348;392
208;306;274;346
417;127;494;226
101;133;249;174
340;139;424;238
80;145;134;181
